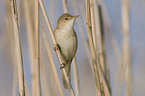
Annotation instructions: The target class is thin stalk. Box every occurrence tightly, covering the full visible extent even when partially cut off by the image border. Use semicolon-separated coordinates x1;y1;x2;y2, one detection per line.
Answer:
93;0;105;76
86;25;102;96
4;5;17;95
122;0;132;96
12;63;17;96
86;0;111;95
62;0;68;13
25;80;31;96
90;0;112;95
98;1;122;94
72;58;80;96
99;0;121;59
10;0;25;95
34;0;41;95
97;2;112;95
113;0;132;95
85;0;102;96
49;66;57;96
97;61;111;96
39;0;75;96
23;0;35;95
89;0;98;54
40;48;51;96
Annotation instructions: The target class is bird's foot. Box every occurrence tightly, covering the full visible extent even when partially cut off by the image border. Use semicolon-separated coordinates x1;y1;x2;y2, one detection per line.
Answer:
54;44;60;51
60;63;66;69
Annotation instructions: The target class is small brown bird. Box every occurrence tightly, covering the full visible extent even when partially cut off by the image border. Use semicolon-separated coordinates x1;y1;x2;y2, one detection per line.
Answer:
54;13;79;89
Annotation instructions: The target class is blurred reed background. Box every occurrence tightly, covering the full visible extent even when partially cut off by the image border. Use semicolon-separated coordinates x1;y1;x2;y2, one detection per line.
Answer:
0;0;145;96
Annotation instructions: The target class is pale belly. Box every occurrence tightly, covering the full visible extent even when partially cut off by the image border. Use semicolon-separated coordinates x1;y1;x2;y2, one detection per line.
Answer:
54;29;78;61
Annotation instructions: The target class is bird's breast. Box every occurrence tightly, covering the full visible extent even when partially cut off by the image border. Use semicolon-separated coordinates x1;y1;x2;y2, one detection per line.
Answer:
54;28;78;61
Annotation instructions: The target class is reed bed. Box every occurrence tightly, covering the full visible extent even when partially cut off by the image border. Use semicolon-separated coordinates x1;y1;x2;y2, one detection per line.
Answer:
0;0;133;96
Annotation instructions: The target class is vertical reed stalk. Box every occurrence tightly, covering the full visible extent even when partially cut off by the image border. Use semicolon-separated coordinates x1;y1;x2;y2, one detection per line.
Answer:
62;0;68;13
25;81;31;96
34;0;41;95
91;0;112;95
93;0;105;76
122;0;132;96
97;1;112;94
23;0;36;95
86;0;112;95
72;58;80;96
85;1;102;96
49;66;57;96
98;1;122;95
12;64;17;96
40;48;51;96
10;0;25;95
3;2;17;95
89;0;98;53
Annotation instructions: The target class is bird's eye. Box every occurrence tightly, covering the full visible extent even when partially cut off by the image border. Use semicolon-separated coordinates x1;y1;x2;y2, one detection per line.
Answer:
65;18;68;20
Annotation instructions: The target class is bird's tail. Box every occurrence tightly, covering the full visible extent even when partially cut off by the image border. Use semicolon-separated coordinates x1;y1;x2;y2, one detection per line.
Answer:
62;62;71;89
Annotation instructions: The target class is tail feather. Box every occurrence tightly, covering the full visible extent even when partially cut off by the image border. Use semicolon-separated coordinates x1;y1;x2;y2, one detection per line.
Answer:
62;63;71;89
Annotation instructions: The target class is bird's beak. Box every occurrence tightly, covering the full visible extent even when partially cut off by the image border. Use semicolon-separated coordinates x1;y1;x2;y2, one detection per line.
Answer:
73;15;80;19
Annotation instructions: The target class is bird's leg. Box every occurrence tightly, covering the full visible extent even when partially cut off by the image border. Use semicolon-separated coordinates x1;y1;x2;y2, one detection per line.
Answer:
60;63;66;69
54;44;66;69
54;44;60;51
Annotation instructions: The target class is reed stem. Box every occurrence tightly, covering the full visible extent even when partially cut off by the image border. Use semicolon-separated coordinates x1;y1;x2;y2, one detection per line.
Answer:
10;0;25;95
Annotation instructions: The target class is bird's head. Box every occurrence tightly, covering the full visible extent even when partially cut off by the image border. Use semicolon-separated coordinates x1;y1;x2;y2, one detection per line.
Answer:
57;13;79;29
